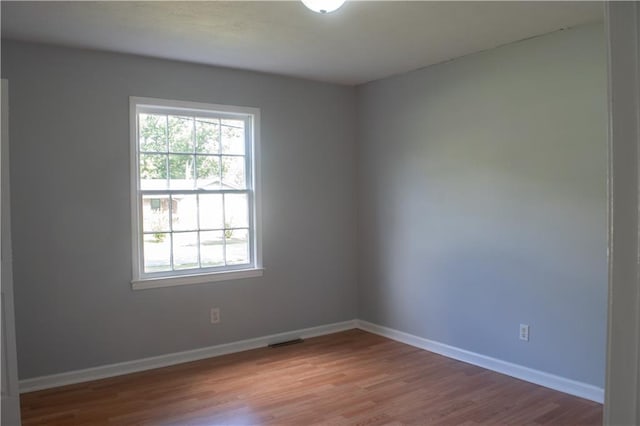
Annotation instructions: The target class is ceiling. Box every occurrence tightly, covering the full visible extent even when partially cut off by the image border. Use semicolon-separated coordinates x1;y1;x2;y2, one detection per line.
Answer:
1;1;602;85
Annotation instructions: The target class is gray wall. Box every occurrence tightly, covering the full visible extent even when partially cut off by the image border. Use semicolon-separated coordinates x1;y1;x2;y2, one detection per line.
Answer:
1;41;358;379
356;23;607;387
3;22;608;388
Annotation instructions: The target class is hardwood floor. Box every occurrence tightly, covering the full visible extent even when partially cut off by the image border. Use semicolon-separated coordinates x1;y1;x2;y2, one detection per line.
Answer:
21;329;602;425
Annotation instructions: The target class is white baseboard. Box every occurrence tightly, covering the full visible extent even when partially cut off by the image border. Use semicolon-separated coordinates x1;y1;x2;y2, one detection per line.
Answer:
355;319;604;403
19;320;357;393
20;318;605;404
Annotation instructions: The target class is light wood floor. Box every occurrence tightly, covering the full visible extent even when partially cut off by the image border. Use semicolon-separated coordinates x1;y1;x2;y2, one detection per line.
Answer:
21;329;602;425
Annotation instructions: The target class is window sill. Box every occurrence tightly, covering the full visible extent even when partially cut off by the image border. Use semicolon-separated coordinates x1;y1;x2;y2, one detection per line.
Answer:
131;268;264;290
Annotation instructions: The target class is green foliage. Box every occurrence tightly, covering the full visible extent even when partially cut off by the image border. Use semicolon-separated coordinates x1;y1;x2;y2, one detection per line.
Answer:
139;114;242;185
224;222;234;239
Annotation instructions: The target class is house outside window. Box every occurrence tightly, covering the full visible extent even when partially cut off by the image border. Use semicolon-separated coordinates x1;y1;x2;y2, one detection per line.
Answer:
149;198;161;211
130;97;262;289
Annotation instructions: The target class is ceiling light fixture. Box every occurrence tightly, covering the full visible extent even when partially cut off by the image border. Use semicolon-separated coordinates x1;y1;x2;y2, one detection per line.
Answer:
301;0;346;14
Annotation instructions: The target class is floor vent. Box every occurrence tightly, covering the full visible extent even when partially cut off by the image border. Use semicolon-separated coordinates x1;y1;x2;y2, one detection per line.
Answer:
268;338;304;348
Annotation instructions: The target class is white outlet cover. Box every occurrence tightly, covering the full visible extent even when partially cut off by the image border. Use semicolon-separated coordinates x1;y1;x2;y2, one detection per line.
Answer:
519;324;529;341
210;308;220;324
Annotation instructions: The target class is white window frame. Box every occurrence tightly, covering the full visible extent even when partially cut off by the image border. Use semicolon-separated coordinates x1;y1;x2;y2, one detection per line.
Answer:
130;97;262;290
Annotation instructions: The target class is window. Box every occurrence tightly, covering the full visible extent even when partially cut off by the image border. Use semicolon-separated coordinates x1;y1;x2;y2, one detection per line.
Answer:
130;97;262;289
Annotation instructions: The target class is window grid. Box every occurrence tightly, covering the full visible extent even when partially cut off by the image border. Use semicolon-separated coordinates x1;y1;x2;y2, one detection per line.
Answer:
195;189;202;270
137;108;252;275
138;190;251;272
142;227;250;235
168;193;174;269
221;193;227;266
164;115;170;189
138;193;251;271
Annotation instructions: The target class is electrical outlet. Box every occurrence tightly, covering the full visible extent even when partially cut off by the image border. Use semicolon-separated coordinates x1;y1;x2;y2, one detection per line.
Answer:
210;308;221;324
519;324;529;341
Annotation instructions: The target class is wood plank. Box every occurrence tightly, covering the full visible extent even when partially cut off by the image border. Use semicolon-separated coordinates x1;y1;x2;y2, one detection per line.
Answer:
21;330;602;425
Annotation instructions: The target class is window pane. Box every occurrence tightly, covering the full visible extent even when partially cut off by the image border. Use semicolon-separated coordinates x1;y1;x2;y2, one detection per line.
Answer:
225;229;249;265
221;119;245;155
169;154;195;189
140;154;168;190
168;115;194;153
221;156;246;189
200;231;224;267
196;118;220;154
224;193;248;229
196;155;221;189
134;100;258;280
139;114;167;152
143;233;171;272
173;232;199;270
199;194;223;230
142;195;170;232
172;194;198;231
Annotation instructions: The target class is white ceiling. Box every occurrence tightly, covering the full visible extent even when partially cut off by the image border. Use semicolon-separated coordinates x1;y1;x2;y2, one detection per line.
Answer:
1;1;602;85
